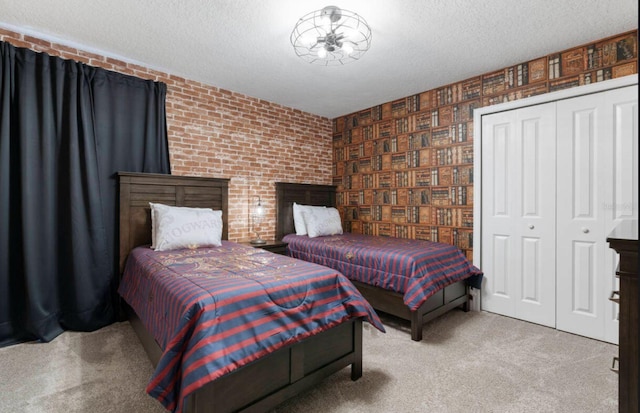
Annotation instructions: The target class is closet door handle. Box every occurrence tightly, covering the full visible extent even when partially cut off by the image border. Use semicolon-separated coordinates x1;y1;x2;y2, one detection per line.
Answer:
528;224;534;229
611;356;619;373
582;227;589;233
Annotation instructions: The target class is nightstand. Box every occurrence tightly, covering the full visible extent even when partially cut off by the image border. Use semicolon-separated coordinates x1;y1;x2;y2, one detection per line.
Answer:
240;240;288;255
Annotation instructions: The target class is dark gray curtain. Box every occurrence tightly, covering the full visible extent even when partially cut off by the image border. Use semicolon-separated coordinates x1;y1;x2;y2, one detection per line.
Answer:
0;41;171;347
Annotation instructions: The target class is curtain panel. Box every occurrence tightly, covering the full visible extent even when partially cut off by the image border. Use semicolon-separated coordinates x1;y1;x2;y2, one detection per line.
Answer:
0;41;171;347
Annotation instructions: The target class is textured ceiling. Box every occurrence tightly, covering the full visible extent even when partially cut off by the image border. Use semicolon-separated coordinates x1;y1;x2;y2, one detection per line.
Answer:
1;0;638;118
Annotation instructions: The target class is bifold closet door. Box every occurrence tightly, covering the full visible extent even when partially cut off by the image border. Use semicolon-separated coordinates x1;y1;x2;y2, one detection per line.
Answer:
481;103;556;327
556;85;638;344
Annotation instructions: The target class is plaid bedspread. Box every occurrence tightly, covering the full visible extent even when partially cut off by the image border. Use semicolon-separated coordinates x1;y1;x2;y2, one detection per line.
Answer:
283;233;483;311
118;241;383;413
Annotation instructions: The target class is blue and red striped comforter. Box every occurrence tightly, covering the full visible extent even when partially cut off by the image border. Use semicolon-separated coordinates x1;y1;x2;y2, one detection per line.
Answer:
118;241;383;413
283;233;483;311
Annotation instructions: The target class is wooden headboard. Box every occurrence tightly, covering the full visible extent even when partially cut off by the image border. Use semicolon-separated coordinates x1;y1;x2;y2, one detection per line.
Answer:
275;182;336;240
118;172;229;273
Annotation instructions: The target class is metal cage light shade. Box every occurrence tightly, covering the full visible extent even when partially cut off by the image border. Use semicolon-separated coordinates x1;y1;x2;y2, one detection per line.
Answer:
290;5;372;66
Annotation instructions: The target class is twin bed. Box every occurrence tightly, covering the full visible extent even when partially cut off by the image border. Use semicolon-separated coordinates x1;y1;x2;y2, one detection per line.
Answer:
118;172;481;413
275;182;482;342
117;172;382;413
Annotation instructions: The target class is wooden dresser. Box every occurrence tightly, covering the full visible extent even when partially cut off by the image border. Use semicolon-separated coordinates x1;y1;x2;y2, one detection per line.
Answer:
607;219;638;413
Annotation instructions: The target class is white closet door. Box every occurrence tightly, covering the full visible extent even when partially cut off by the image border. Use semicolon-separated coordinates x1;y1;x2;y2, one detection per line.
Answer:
556;85;638;344
481;103;556;327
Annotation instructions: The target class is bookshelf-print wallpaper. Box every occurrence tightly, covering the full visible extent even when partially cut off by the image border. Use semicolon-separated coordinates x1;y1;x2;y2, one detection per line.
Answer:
332;30;637;260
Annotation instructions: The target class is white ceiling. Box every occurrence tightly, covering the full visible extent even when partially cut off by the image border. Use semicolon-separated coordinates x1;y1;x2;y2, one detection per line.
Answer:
1;0;637;119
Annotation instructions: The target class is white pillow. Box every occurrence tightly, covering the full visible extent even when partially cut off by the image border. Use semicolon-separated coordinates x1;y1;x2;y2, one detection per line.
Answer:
151;203;223;251
292;203;326;236
303;207;343;238
149;202;159;249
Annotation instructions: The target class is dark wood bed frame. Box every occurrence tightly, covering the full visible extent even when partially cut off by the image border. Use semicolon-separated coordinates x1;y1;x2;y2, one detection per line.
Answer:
118;172;363;413
275;182;470;342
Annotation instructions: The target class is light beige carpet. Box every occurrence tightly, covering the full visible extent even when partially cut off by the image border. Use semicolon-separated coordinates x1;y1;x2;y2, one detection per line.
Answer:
0;310;618;413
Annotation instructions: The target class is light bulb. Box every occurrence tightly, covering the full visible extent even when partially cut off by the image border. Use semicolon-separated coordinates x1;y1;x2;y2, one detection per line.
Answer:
344;28;360;41
320;15;331;30
342;43;354;55
300;34;316;47
254;198;265;217
317;48;327;58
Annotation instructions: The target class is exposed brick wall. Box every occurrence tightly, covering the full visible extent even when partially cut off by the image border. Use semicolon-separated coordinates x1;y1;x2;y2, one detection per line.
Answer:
0;28;333;241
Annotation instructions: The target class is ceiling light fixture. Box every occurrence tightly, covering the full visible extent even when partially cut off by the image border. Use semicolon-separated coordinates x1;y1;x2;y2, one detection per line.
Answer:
290;5;372;66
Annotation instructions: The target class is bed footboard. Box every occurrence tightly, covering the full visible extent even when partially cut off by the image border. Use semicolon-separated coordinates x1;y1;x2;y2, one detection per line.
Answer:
352;280;469;341
126;304;363;413
188;319;363;413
